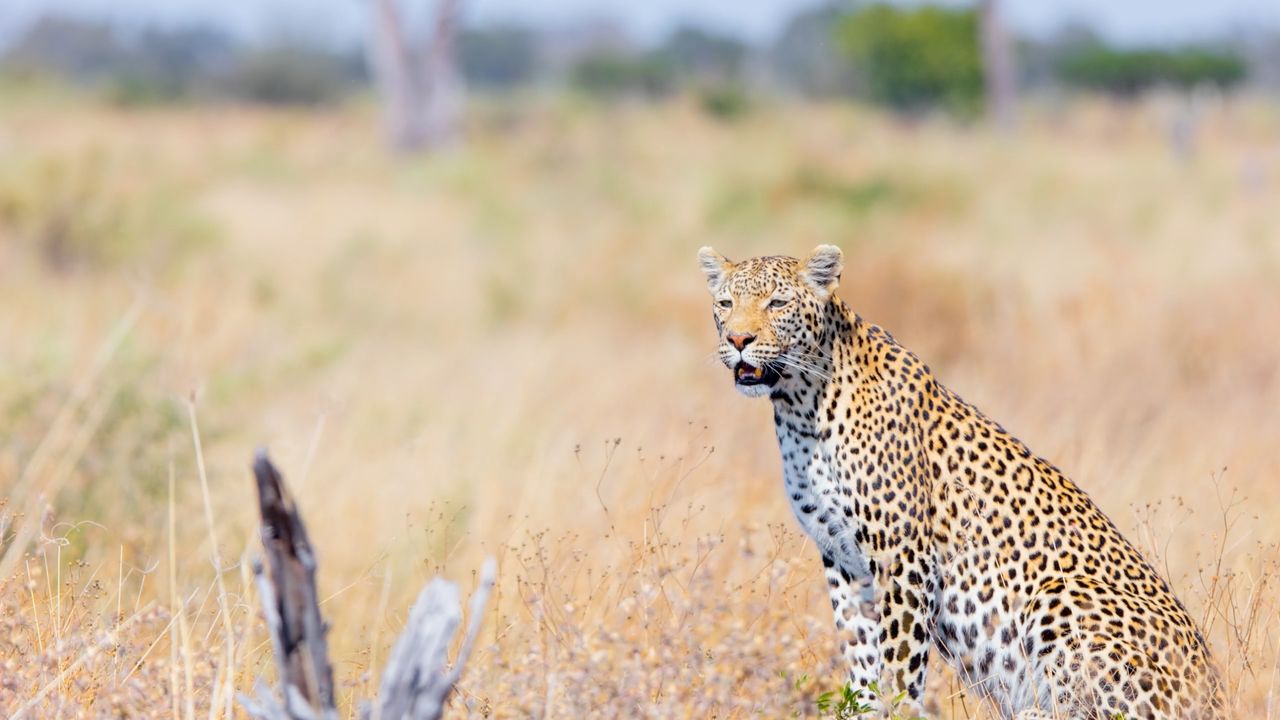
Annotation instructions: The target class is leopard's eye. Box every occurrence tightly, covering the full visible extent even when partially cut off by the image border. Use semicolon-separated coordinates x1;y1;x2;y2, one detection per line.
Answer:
768;297;790;310
717;298;733;309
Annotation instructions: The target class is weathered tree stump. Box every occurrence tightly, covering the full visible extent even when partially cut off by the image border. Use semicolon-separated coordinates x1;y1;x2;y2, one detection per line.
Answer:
367;0;466;154
240;450;494;720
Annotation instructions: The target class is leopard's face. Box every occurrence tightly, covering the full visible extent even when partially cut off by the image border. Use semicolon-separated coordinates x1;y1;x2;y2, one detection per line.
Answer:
698;245;843;398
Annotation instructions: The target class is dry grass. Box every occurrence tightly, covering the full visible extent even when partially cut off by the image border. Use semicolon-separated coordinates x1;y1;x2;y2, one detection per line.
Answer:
1;92;1278;718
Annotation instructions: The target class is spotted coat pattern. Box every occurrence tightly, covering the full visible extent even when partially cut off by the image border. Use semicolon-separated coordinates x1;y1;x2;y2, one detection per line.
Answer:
698;246;1224;719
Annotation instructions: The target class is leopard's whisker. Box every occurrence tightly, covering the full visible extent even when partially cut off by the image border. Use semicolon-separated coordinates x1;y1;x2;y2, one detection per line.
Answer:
770;356;832;383
776;352;832;377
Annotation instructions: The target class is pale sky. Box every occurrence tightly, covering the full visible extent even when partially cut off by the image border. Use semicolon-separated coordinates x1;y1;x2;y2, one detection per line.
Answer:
3;0;1280;48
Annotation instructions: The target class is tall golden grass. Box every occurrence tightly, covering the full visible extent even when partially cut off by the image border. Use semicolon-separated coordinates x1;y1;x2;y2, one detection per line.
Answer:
1;94;1278;718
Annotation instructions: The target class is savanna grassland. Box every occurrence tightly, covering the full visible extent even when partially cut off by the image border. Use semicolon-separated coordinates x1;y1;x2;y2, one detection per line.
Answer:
1;91;1279;718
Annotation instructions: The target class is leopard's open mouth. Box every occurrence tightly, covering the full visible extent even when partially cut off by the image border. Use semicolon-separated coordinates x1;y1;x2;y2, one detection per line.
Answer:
735;362;781;387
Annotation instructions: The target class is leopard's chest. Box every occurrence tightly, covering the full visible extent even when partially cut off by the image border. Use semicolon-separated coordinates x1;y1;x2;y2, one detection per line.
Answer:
776;424;869;578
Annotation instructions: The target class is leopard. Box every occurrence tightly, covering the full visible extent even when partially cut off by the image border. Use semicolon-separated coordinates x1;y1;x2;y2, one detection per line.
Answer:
697;245;1224;719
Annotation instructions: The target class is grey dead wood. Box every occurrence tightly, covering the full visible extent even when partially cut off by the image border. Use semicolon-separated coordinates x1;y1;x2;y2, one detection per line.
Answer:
240;450;495;720
978;0;1018;133
367;0;465;154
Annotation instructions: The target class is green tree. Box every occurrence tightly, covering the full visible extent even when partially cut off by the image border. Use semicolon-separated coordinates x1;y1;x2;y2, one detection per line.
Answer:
570;52;675;99
771;4;857;97
1057;47;1246;97
836;4;983;115
656;27;747;82
655;26;753;120
458;25;538;89
223;45;357;106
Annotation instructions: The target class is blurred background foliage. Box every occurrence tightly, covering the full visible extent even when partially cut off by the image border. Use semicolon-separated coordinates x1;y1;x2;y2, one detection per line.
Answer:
1;2;1269;113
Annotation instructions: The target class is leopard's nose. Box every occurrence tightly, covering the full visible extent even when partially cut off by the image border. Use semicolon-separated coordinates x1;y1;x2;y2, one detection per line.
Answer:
727;333;756;351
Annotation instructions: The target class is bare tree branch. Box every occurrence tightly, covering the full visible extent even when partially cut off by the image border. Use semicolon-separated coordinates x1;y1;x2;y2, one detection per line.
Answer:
979;0;1018;133
373;558;496;720
242;450;337;720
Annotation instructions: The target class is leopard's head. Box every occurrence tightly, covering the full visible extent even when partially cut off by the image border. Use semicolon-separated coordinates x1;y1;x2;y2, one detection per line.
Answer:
697;245;843;398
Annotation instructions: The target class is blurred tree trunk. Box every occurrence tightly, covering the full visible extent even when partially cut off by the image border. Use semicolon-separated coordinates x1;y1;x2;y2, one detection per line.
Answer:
368;0;463;154
978;0;1017;133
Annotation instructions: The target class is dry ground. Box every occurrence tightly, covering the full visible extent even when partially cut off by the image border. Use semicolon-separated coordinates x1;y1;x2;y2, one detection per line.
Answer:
1;93;1278;718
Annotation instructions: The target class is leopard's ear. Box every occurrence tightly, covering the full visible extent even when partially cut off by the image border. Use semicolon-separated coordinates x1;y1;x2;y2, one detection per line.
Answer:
697;246;733;293
800;245;843;300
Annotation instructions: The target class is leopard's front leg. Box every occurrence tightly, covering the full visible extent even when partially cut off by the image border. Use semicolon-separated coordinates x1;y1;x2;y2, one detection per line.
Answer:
823;551;883;710
873;547;936;713
824;548;937;716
